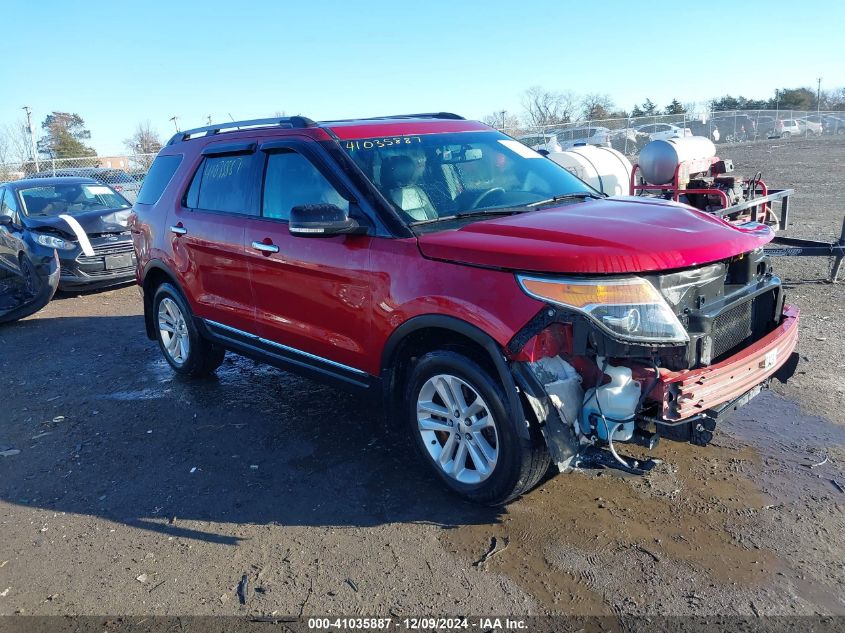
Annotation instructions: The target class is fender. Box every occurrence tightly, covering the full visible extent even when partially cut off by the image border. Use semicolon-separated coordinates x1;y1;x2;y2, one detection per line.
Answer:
381;314;532;441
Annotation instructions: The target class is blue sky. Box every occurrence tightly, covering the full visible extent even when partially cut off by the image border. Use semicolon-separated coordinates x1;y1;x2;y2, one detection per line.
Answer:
1;0;841;155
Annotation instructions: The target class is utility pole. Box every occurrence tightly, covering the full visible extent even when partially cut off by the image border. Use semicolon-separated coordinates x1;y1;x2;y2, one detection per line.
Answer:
817;77;822;118
22;106;39;171
169;116;180;133
500;110;507;130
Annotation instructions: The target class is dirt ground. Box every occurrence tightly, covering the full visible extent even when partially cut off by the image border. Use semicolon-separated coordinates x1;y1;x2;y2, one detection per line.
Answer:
1;138;843;618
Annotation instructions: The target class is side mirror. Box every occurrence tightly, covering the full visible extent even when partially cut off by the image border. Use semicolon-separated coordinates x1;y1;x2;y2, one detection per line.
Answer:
0;215;14;228
289;204;368;238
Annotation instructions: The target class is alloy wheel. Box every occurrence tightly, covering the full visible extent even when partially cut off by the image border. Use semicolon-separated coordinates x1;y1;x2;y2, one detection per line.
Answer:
158;297;190;365
416;373;499;484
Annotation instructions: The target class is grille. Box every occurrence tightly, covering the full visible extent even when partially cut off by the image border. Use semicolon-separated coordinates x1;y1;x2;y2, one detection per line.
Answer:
82;267;134;277
711;300;754;360
77;241;133;264
709;289;777;362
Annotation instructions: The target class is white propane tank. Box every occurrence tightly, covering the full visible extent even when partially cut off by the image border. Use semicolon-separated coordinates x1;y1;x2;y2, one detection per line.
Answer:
638;136;716;185
580;358;640;442
548;145;633;196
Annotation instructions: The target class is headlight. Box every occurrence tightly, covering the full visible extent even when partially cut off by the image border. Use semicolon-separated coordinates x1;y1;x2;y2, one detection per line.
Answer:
517;275;689;343
32;233;76;250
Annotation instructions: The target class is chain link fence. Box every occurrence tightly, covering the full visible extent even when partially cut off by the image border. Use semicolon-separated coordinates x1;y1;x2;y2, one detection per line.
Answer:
501;109;845;155
0;153;157;202
2;110;845;194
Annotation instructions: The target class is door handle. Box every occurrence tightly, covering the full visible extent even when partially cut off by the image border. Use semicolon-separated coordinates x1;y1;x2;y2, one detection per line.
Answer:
170;225;187;235
251;241;279;254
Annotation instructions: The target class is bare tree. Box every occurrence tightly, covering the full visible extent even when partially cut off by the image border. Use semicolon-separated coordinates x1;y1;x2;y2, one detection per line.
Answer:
580;93;615;121
481;110;522;134
124;121;163;170
0;128;9;167
521;86;579;129
2;120;37;165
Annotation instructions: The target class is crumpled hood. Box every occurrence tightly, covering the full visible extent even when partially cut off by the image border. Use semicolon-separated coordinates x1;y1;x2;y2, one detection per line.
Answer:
416;197;774;274
24;208;131;238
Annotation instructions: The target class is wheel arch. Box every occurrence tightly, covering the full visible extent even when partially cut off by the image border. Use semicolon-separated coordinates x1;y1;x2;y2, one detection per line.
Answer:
380;314;531;441
141;260;182;340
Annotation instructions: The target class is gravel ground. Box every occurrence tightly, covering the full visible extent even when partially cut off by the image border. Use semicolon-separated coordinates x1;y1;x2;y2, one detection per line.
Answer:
0;138;843;617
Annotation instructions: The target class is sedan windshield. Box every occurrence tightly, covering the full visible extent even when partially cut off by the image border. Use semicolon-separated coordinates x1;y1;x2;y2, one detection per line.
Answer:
342;131;596;225
18;184;130;217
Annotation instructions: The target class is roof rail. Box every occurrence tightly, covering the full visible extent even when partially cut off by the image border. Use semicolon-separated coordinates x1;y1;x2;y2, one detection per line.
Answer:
375;112;464;120
320;112;465;124
167;116;315;145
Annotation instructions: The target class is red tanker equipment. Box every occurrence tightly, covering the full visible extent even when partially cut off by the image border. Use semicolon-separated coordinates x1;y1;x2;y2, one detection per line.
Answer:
628;136;844;282
630;136;791;230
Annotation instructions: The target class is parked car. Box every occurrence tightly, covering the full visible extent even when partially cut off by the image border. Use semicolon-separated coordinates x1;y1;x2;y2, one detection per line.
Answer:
609;127;649;154
684;120;719;141
554;126;612;149
634;123;692;142
822;116;845;134
516;132;563;153
768;119;802;138
28;167;141;202
799;114;845;134
0;177;135;291
131;113;799;504
711;115;760;141
754;116;777;138
517;127;610;152
795;117;823;136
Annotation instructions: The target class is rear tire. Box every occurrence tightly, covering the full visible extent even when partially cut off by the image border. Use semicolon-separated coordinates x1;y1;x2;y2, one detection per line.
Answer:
152;282;225;377
405;350;550;505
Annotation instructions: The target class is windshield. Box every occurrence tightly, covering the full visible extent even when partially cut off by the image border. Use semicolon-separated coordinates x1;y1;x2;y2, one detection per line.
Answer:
18;183;130;217
342;131;595;224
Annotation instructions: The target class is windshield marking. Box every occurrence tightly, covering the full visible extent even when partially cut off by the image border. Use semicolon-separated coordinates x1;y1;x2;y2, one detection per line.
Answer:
346;137;422;150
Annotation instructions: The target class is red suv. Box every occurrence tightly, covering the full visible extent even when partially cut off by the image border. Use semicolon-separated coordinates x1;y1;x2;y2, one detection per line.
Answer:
130;113;799;504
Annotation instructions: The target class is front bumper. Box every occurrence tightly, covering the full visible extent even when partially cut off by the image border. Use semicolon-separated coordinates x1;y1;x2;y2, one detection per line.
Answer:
653;304;799;421
58;237;136;290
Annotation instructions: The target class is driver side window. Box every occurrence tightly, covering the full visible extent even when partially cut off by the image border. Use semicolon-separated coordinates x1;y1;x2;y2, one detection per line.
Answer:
1;188;19;220
262;150;348;221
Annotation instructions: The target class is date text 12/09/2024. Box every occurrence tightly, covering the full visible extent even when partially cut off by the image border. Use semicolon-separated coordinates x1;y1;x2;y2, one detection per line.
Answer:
307;617;528;631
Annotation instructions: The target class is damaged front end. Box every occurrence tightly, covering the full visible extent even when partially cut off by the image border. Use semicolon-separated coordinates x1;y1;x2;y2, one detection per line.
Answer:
508;250;800;473
0;251;60;324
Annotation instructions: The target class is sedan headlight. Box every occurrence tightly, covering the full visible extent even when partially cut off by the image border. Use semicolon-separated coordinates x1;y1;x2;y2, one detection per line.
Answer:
517;275;689;343
32;233;76;251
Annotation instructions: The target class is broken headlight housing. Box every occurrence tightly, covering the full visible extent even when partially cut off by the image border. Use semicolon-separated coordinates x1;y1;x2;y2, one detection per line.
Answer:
32;233;75;251
517;275;689;344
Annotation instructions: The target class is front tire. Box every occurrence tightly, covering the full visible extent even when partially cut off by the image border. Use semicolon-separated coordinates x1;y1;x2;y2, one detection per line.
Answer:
152;283;225;377
18;253;41;295
406;351;550;505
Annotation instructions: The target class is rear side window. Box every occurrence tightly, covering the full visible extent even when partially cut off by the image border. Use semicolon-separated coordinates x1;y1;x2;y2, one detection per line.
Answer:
262;151;348;221
186;154;258;215
137;155;182;205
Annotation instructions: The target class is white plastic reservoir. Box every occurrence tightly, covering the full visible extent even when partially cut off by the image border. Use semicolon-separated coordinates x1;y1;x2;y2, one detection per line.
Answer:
580;358;640;442
548;145;633;196
638;136;716;185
